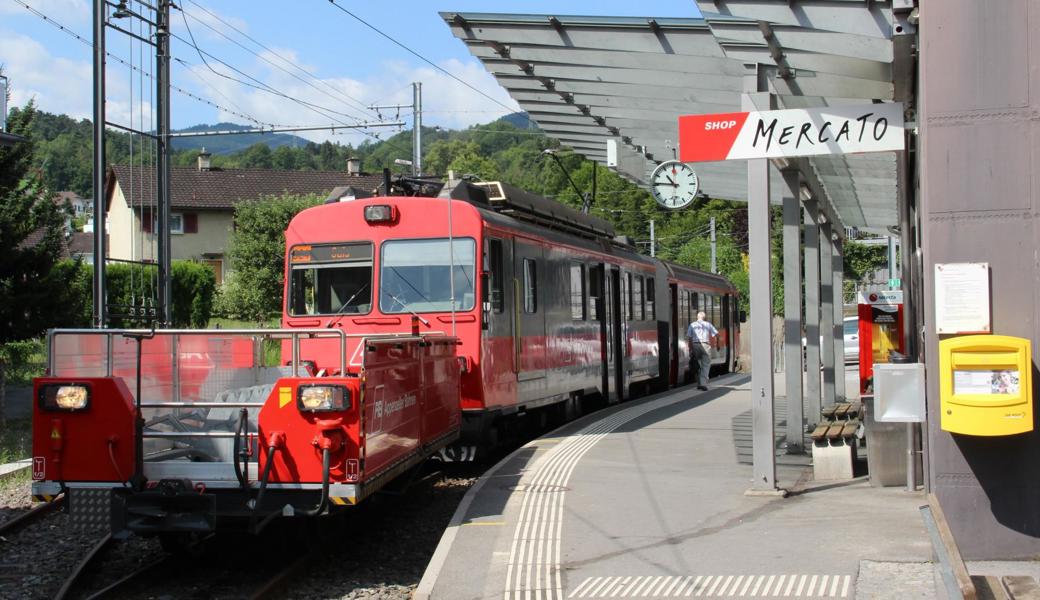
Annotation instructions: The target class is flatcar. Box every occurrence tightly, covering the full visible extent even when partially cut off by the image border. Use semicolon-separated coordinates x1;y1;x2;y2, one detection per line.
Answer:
285;179;740;456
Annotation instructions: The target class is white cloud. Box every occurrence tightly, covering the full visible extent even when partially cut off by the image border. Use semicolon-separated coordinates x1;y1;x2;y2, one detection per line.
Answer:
0;0;88;22
184;54;520;145
0;31;93;118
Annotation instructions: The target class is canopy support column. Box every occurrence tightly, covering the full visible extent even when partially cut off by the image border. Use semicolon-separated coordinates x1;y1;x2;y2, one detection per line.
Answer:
782;170;804;453
743;82;782;494
832;237;846;401
803;202;822;425
820;222;836;407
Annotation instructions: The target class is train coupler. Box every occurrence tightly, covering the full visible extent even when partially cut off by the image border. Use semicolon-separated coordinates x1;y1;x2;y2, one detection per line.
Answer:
112;479;216;536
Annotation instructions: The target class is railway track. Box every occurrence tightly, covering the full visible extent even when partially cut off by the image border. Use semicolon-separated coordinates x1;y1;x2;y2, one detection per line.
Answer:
0;494;64;538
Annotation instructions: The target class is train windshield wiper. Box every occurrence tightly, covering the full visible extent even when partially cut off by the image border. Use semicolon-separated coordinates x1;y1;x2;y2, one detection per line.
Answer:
382;289;431;326
326;282;369;327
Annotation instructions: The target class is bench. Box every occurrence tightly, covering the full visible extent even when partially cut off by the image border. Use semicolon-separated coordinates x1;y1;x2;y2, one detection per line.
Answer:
811;402;862;480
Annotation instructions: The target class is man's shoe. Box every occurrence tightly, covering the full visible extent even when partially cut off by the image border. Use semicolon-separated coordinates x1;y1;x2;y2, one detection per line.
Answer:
698;385;708;391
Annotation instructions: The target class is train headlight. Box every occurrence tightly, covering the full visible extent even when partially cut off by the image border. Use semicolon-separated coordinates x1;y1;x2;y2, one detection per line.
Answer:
297;385;350;412
363;204;396;224
39;384;90;412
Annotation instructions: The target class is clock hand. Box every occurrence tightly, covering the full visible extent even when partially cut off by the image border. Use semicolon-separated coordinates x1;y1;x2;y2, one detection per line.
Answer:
666;175;678;187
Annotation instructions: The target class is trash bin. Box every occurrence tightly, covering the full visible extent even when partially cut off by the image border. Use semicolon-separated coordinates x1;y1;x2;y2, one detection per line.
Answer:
864;355;924;488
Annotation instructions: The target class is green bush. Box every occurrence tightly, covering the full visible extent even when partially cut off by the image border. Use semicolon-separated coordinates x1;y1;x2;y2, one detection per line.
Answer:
59;259;216;328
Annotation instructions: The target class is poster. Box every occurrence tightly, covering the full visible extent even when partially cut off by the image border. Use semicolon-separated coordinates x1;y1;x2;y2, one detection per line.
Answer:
935;263;990;334
953;369;1019;395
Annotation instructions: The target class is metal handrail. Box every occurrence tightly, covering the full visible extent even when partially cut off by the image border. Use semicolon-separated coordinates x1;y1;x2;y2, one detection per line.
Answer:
46;327;451;377
47;327;354;376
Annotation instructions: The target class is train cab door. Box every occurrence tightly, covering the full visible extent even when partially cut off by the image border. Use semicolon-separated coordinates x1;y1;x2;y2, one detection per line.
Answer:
513;241;546;393
669;284;679;386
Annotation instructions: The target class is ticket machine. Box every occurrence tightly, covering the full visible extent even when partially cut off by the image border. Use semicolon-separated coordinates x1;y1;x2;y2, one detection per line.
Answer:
858;290;905;394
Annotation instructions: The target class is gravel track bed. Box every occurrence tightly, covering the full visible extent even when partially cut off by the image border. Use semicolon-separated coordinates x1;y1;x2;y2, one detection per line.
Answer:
0;465;478;600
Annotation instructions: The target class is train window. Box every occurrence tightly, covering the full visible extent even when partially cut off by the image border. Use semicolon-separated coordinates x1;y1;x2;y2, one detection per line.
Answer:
570;262;586;320
379;238;476;313
288;242;373;316
624;273;632;321
634;275;644;320
487;239;504;314
647;278;655;321
523;258;537;313
588;267;602;321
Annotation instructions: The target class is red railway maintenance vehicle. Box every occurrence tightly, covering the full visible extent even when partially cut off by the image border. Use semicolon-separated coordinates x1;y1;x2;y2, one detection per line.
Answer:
30;178;738;540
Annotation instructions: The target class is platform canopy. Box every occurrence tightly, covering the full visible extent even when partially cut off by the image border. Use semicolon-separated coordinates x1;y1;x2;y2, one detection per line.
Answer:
441;1;915;232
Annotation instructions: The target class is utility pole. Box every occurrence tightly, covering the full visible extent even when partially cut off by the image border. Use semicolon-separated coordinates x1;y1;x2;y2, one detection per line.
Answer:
710;216;717;274
649;219;655;257
0;75;8;132
91;0;107;327
155;0;172;325
370;82;423;176
413;82;422;175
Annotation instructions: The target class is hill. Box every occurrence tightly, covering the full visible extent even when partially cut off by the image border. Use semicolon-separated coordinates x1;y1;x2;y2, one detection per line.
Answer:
170;122;311;155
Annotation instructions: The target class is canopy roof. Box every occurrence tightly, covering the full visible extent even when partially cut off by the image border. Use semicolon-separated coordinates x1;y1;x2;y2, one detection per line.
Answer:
441;1;914;232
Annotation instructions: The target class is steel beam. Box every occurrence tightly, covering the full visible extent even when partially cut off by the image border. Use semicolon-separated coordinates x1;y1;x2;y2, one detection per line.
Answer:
803;202;822;425
820;222;836;407
744;86;779;492
782;170;804;453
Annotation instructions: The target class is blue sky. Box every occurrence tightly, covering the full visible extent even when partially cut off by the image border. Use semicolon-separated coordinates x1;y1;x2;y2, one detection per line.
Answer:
1;0;702;145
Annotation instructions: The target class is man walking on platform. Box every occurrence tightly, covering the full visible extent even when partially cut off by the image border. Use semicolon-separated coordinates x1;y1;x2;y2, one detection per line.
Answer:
687;311;718;390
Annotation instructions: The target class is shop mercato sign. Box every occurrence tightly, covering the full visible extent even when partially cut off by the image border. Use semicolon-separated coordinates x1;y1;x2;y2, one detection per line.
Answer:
678;102;904;162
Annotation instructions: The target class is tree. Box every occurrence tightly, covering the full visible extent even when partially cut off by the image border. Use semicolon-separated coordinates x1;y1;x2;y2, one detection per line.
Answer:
219;193;324;322
0;96;82;425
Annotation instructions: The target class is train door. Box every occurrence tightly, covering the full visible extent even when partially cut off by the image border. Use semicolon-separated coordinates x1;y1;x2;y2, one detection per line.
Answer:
669;284;679;386
610;266;625;402
482;238;515;398
721;295;732;372
591;265;612;402
514;241;546;391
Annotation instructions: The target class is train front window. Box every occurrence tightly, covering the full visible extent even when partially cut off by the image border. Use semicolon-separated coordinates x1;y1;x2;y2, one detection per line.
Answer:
288;242;373;316
380;238;476;313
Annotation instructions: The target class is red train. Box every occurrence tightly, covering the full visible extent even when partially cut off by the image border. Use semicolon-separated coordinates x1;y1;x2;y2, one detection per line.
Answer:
285;180;740;456
29;179;738;541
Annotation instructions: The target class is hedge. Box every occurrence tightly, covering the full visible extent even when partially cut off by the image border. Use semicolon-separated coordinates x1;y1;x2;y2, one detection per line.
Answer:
59;259;216;328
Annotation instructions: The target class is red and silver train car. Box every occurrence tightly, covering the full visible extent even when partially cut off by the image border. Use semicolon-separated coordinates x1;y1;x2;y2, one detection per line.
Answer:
285;180;740;454
28;179;738;541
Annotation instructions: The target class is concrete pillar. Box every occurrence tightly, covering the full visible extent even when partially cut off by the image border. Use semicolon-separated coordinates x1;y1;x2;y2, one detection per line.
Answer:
803;204;822;425
820;222;836;407
782;171;804;453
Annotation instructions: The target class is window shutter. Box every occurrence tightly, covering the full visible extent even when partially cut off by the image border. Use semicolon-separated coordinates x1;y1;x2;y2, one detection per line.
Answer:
185;213;198;233
141;209;152;233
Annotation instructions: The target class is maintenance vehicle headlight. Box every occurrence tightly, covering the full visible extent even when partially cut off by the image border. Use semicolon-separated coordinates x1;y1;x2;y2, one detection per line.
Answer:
39;384;90;412
297;385;350;412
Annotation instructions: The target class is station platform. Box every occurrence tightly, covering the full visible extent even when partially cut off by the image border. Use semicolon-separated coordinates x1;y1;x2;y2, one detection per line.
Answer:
417;374;939;599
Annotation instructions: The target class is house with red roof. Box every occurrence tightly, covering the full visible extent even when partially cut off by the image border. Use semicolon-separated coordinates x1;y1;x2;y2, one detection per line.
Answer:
105;154;383;283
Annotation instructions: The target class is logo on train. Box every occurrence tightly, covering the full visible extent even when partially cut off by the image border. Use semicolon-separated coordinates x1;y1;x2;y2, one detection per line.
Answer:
374;392;417;419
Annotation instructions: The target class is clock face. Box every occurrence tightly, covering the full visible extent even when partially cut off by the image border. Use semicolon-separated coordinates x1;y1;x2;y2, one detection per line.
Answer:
651;160;699;210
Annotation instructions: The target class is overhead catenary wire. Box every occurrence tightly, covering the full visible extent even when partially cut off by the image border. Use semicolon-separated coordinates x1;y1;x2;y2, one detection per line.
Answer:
326;0;531;125
181;0;380;119
12;0;274;128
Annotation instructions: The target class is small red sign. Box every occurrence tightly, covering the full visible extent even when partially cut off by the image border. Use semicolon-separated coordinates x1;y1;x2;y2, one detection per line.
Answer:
346;459;360;482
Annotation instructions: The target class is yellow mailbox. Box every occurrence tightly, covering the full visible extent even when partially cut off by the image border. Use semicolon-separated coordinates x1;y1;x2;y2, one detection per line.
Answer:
939;335;1032;436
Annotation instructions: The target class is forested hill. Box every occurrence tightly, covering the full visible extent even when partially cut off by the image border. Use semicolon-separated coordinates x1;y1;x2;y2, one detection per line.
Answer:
15;105;752;303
